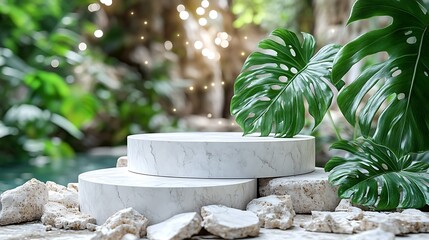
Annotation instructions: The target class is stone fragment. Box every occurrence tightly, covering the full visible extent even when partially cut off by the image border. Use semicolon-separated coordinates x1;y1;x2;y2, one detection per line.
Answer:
41;182;95;230
87;223;98;231
335;199;353;212
304;210;363;234
246;195;295;230
346;228;395;240
116;156;128;167
335;199;368;212
0;178;48;225
360;209;429;235
201;205;259;239
46;181;79;208
121;233;139;240
45;225;52;231
92;208;149;240
305;208;429;235
67;182;79;192
147;212;202;240
259;168;340;213
42;202;96;230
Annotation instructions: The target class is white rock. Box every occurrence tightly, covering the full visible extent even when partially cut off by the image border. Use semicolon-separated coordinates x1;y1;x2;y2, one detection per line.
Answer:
246;195;295;230
87;223;98;231
335;199;367;212
259;168;340;213
46;181;79;208
335;199;353;212
92;208;149;240
120;233;139;240
305;208;429;235
41;202;96;230
0;178;48;225
389;209;429;233
67;183;79;192
304;210;363;234
201;205;259;239
116;156;128;168
346;228;395;240
361;209;429;234
41;181;95;230
147;212;202;240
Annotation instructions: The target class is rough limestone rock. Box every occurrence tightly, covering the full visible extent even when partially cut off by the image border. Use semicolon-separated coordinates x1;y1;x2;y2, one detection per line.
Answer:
147;212;202;240
41;182;95;230
67;183;79;192
46;181;79;208
259;168;340;213
120;233;139;240
201;205;259;239
42;202;96;230
116;156;128;167
246;195;295;230
335;199;368;212
335;199;353;212
92;208;149;240
346;228;395;240
0;178;48;225
360;209;429;235
304;209;363;234
305;208;429;235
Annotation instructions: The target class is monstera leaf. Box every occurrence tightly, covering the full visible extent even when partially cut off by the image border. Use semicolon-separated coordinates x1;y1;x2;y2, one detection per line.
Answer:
231;29;340;137
325;138;429;210
333;0;429;155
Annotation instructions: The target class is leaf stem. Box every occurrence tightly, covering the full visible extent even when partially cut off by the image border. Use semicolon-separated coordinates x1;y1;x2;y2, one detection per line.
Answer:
353;120;359;140
328;110;343;141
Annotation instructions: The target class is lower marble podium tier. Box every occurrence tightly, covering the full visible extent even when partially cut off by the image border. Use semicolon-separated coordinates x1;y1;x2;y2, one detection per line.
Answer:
78;168;257;224
127;132;315;178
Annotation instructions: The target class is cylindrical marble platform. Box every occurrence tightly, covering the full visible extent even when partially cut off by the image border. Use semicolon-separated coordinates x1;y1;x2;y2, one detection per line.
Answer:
128;132;315;178
78;168;257;224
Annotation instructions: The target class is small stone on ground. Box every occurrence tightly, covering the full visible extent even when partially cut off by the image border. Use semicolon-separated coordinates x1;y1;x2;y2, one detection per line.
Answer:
91;208;149;240
305;207;429;235
42;202;96;230
0;178;48;226
42;182;95;230
346;227;395;240
201;205;259;239
246;195;295;230
116;156;128;167
259;168;340;213
147;212;202;240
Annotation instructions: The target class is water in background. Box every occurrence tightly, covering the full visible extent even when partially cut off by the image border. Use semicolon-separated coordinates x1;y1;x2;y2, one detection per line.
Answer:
0;154;118;193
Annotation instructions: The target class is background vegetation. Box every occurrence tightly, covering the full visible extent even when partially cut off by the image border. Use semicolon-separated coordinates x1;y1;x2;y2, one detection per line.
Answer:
0;0;356;167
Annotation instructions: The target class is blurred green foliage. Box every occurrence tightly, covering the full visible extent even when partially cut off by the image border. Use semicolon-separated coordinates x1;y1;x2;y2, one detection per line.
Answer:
0;0;172;165
232;0;313;32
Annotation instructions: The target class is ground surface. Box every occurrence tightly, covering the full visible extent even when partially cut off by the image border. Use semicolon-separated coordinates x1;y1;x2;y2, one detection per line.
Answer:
1;215;428;240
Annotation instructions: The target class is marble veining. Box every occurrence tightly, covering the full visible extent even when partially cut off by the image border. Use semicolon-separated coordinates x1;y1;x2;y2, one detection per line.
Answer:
78;168;257;224
128;132;315;178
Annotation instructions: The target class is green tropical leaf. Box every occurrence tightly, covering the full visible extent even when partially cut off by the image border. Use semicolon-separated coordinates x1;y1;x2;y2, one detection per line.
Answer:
333;0;429;155
325;138;429;210
231;29;340;137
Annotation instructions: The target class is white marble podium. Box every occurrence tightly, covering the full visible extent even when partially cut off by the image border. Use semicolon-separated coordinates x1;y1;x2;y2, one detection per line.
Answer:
79;132;316;224
128;132;315;178
79;168;256;224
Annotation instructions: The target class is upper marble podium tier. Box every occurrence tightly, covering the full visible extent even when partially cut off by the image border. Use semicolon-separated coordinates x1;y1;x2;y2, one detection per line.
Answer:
127;132;315;178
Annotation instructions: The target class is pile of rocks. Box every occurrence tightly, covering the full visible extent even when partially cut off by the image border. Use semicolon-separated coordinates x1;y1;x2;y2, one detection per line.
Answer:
304;199;429;235
90;194;295;240
0;178;95;230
